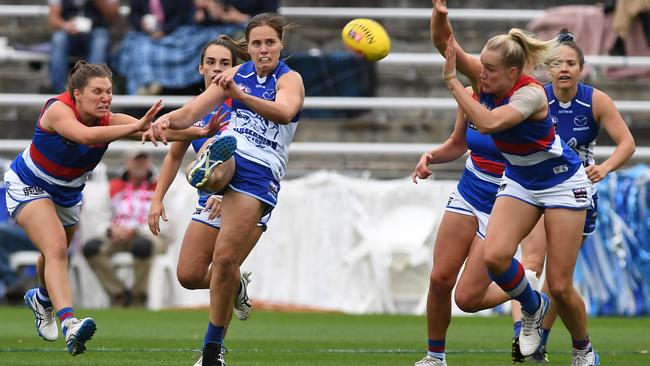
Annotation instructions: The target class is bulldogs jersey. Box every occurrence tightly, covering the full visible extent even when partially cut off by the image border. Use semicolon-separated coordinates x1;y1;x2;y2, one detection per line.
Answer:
458;107;506;214
484;75;583;191
10;93;110;207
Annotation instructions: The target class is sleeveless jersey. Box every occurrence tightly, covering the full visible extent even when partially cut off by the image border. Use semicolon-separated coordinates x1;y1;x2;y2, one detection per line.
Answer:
191;100;231;207
484;75;582;190
10;92;110;207
223;60;301;181
545;83;599;167
458;98;506;214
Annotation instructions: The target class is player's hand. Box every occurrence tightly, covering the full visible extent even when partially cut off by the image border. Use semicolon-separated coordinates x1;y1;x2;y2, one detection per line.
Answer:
142;114;170;146
443;36;458;83
137;99;163;131
213;73;241;99
585;164;609;183
412;151;435;183
432;0;448;15
199;106;229;137
148;199;167;236
203;195;223;220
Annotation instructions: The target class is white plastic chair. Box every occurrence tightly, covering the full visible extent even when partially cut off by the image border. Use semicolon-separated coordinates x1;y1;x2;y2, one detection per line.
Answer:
8;250;40;271
344;205;438;313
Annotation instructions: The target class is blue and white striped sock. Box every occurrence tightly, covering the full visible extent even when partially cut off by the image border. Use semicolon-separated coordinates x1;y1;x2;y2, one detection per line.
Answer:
36;286;52;308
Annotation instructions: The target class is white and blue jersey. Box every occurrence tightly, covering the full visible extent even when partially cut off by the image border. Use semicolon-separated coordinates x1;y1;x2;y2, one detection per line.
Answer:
486;75;583;191
191;100;231;207
546;83;600;234
9;93;109;207
223;59;301;182
546;83;599;167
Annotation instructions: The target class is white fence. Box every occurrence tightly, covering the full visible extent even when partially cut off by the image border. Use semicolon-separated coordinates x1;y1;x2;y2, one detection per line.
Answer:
1;93;650;113
0;5;543;21
72;169;458;314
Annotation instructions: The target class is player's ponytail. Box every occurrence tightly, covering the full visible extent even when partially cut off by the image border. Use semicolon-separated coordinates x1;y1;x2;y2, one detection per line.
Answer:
485;28;558;73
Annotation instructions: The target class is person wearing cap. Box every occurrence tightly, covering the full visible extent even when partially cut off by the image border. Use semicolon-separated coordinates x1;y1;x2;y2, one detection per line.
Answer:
82;148;164;307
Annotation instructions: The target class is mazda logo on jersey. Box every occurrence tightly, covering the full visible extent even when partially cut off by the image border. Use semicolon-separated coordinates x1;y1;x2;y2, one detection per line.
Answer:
573;115;588;127
262;89;276;100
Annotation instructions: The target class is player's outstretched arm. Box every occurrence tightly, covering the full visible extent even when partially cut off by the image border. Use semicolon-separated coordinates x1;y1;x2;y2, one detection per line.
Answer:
45;99;163;145
431;0;481;90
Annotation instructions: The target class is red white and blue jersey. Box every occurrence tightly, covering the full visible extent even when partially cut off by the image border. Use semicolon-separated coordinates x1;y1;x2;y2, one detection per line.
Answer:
458;104;506;214
10;93;110;207
191;100;231;207
224;59;301;181
484;75;582;190
545;83;599;167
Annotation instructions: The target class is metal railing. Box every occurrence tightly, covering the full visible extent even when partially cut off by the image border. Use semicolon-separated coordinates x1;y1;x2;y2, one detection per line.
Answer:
0;5;542;21
1;94;649;113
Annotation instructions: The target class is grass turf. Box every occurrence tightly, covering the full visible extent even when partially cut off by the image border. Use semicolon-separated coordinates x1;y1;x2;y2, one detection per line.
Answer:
0;306;648;365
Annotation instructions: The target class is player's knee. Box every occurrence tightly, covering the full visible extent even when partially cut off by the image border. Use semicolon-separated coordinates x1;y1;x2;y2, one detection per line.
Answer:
212;251;239;274
131;238;153;259
177;268;202;289
483;250;510;275
429;268;456;294
454;290;481;313
44;243;69;263
548;279;573;304
83;238;103;258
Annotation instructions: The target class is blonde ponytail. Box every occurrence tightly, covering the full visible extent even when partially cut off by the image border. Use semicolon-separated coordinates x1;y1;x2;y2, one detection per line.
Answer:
485;28;558;73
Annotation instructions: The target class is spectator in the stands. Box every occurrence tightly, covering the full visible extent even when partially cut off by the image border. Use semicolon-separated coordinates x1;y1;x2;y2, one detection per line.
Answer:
114;0;242;95
608;0;650;55
117;0;194;95
82;148;165;307
47;0;119;93
193;0;279;35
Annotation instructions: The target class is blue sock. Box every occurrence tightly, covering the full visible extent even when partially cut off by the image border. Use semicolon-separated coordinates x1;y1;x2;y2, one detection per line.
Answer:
489;258;540;314
427;339;445;360
37;287;52;308
541;328;551;346
572;335;591;351
203;322;225;348
513;321;522;338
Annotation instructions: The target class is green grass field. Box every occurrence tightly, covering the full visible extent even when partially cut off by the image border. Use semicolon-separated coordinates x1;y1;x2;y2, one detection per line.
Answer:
0;306;648;365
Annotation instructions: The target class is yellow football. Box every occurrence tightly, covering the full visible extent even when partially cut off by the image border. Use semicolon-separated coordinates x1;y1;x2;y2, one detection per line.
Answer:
341;18;391;62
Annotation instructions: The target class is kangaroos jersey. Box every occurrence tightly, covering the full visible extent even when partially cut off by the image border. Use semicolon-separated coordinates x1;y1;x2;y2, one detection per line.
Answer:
545;83;599;167
485;75;582;190
10;92;110;207
459;100;506;214
191;100;231;207
223;60;301;181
